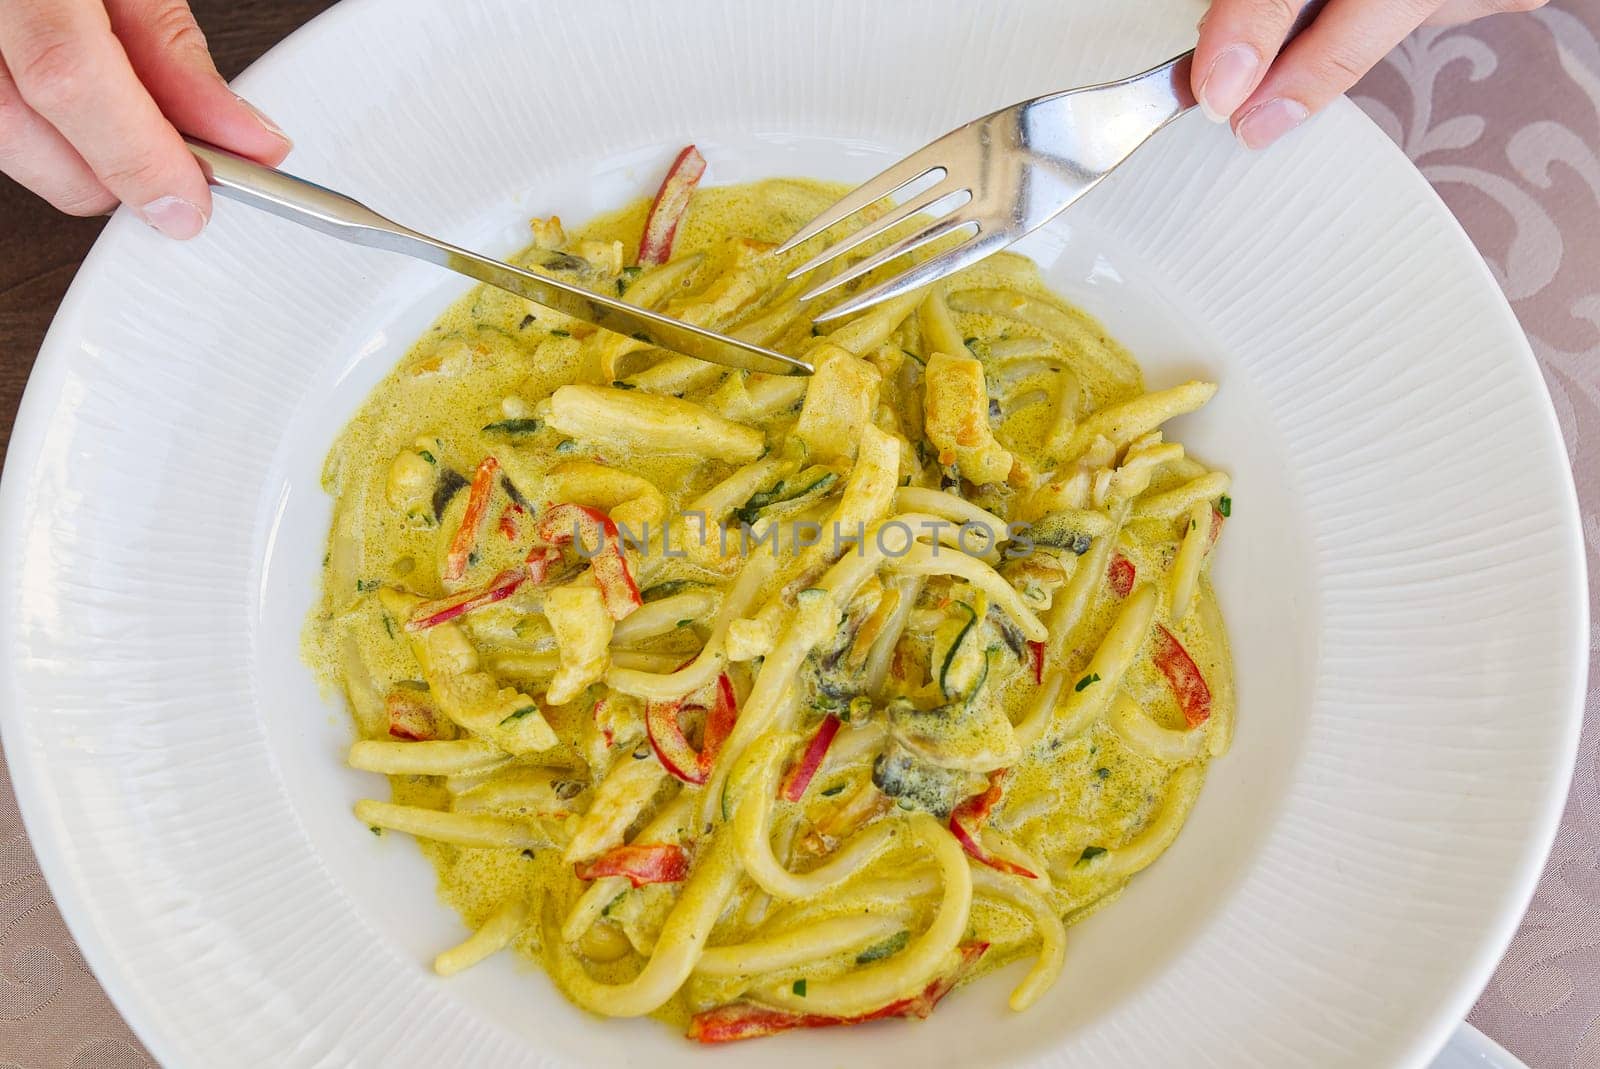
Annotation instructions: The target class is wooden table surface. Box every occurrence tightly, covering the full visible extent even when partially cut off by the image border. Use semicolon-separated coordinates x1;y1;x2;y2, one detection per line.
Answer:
0;5;1595;1068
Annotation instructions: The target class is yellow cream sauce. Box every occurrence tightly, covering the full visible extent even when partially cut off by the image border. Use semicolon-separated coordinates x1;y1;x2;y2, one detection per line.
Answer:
305;176;1233;1032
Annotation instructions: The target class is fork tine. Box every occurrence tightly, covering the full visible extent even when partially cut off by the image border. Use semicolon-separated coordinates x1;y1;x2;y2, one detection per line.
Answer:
784;180;968;281
800;215;974;304
812;227;1012;324
772;156;946;256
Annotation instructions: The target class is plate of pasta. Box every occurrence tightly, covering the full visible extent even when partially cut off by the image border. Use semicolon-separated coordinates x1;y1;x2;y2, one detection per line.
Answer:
0;1;1585;1068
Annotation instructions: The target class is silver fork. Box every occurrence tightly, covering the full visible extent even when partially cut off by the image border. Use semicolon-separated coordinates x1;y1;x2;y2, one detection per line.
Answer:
780;1;1329;322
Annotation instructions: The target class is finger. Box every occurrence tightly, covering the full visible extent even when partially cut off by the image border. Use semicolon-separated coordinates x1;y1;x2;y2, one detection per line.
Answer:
1233;0;1441;149
108;0;290;165
1427;0;1543;24
0;57;115;215
1191;0;1301;122
0;0;212;237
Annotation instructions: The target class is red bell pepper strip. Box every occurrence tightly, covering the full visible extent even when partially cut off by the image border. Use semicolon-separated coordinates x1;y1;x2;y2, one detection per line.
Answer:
1208;507;1226;552
535;503;612;554
865;941;989;1021
1153;624;1212;727
406;568;526;631
588;542;642;619
574;843;689;887
525;545;562;583
1107;552;1136;598
687;942;990;1043
646;698;704;784
646;673;738;785
702;672;738;762
386;688;442;740
1026;640;1046;684
533;503;641;620
948;771;1037;879
779;715;842;802
638;145;706;265
444;456;500;581
689;1004;814;1044
497;503;525;541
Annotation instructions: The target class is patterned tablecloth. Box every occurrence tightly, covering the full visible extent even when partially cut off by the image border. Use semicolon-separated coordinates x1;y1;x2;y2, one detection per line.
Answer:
0;4;1595;1066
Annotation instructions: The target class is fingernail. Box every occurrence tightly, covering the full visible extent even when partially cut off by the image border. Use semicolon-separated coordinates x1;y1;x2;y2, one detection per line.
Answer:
139;196;206;239
1197;45;1260;123
1236;98;1311;150
236;94;292;147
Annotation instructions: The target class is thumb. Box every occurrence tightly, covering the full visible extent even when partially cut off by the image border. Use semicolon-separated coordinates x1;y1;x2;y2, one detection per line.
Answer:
107;0;291;165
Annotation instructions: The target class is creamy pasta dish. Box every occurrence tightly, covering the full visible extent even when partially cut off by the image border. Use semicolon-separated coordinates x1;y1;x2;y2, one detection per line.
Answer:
307;146;1234;1042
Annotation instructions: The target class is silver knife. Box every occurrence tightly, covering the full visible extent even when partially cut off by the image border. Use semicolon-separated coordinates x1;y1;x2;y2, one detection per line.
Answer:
187;140;812;377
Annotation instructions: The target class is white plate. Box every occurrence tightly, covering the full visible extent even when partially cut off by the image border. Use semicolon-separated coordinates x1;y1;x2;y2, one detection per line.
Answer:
0;1;1585;1066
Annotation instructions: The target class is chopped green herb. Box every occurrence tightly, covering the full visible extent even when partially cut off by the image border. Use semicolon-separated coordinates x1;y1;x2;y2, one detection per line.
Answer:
1218;495;1232;517
612;380;637;390
616;266;643;295
548;328;571;338
432;467;469;520
855;930;910;964
676;619;693;628
518;314;536;330
555;440;579;454
820;783;847;797
1095;766;1110;780
810;324;822;337
630;331;652;343
482;418;543;436
901;347;925;365
467;550;481;567
369;826;382;837
1074;673;1101;693
1078;846;1107;864
813;693;846;715
602;891;626;916
544;252;588;272
1189;519;1197;532
641;579;705;602
381;614;395;638
499;704;539;726
418;449;436;464
521;848;537;859
734;470;839;526
355;578;379;593
792;979;807;997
